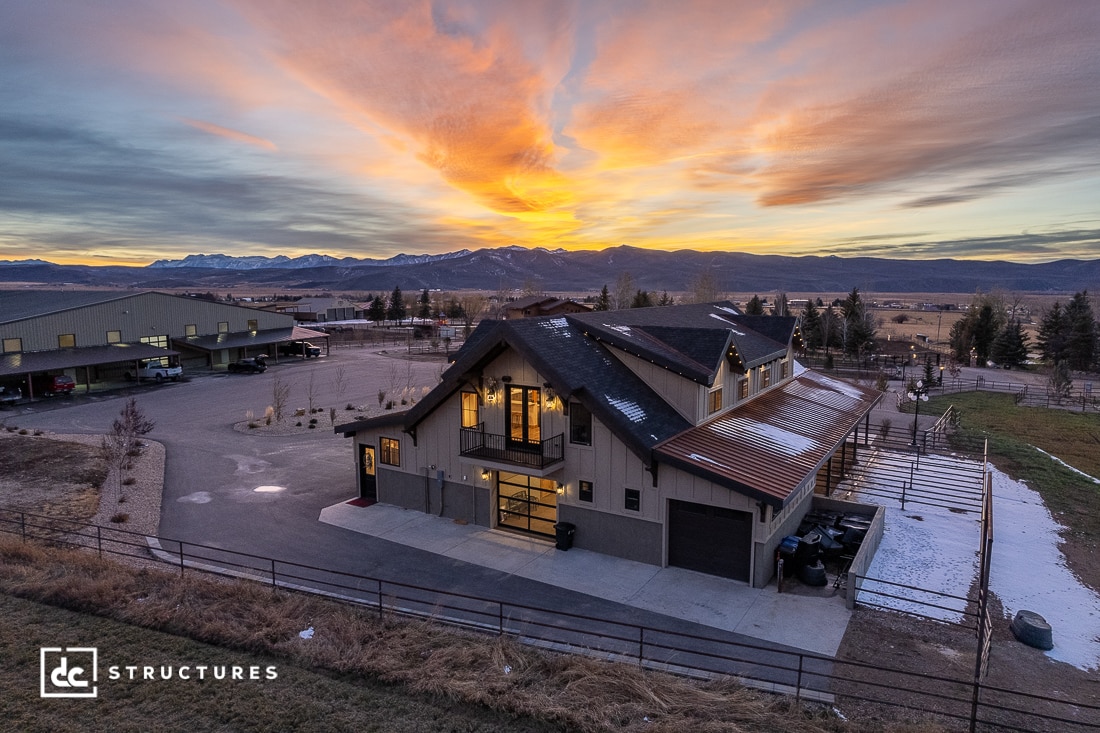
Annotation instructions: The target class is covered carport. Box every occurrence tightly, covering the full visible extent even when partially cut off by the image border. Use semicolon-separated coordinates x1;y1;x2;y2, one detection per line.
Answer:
0;342;181;398
174;325;329;369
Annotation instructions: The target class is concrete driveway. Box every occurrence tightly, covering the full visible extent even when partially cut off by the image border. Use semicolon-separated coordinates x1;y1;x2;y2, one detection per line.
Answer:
2;347;841;681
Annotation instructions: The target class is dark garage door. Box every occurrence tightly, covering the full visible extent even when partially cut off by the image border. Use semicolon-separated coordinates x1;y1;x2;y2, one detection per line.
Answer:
668;500;753;581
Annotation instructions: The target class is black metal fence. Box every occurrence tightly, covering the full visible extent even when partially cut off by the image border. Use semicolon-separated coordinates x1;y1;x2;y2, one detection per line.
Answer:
459;427;564;469
0;508;1094;732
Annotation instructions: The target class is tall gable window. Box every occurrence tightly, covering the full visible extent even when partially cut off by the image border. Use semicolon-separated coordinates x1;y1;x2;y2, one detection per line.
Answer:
569;402;592;445
781;359;790;380
461;391;479;428
506;385;541;447
760;363;772;388
738;378;748;400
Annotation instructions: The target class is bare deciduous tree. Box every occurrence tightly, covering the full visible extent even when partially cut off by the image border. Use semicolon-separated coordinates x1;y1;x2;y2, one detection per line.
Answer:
100;397;154;503
271;372;291;422
306;368;319;415
331;365;347;402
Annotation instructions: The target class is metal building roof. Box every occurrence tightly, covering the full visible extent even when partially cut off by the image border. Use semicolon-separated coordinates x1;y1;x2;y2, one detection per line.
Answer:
0;342;179;378
654;370;882;508
175;325;328;353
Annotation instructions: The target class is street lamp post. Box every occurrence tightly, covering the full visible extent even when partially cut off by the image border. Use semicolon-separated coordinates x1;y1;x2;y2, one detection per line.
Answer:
908;379;930;450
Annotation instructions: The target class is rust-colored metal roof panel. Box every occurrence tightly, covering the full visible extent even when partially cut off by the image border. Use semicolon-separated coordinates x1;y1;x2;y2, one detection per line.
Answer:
655;370;882;507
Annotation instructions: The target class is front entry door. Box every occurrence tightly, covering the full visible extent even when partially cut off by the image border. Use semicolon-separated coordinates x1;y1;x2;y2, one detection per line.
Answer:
359;444;377;501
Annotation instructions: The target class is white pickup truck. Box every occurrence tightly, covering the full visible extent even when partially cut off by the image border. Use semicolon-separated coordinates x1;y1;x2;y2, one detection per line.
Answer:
125;359;183;382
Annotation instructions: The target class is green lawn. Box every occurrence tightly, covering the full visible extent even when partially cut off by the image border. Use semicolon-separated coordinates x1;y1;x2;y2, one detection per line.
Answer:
919;392;1100;580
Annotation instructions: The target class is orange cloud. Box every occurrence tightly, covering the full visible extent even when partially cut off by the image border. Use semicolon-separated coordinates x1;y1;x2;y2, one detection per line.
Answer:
752;2;1100;207
180;118;277;151
234;0;574;214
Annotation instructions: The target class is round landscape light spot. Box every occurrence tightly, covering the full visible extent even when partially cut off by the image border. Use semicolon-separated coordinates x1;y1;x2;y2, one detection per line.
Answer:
253;485;286;493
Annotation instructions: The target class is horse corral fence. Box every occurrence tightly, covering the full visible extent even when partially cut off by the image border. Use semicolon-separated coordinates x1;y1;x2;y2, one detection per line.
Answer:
0;499;1093;732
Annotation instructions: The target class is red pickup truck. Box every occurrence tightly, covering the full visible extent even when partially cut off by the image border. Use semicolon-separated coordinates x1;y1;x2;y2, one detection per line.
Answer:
30;374;76;397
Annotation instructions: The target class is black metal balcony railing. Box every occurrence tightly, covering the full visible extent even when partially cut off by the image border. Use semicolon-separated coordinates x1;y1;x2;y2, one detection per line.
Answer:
460;427;564;469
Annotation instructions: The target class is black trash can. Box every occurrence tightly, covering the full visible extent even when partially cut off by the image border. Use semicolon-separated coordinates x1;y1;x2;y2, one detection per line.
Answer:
553;522;576;550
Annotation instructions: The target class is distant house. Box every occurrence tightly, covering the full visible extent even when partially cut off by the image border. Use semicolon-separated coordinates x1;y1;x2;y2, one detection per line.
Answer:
503;295;591;320
336;302;881;587
0;290;327;395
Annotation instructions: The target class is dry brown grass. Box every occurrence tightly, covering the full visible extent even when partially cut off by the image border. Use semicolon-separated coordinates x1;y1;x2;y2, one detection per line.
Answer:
0;434;106;521
0;535;959;733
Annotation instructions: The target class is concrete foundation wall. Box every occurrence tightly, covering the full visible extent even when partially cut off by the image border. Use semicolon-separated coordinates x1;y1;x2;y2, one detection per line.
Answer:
557;503;663;566
752;489;816;587
377;468;490;527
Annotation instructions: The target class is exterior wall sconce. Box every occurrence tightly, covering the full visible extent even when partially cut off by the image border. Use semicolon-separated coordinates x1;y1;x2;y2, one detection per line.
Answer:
555;482;565;495
481;468;491;481
483;377;499;404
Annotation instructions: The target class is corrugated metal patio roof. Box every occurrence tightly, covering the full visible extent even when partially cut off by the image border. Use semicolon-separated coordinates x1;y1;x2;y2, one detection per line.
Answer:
654;370;882;508
175;325;328;353
0;342;179;378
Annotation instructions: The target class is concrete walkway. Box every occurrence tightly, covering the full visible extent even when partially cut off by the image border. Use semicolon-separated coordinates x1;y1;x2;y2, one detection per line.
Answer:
320;500;853;657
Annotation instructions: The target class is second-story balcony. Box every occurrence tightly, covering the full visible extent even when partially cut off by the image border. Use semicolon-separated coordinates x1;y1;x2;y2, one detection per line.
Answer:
460;426;564;470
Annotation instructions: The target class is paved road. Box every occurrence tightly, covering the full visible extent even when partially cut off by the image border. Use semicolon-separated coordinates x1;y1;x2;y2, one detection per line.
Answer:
2;348;832;688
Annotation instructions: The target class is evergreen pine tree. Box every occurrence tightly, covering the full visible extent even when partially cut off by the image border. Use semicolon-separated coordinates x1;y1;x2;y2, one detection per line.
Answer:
386;285;405;322
1064;291;1096;371
745;295;764;315
800;301;822;351
368;295;386;323
630;290;653;308
1037;301;1067;363
990;321;1030;369
418;289;431;319
595;285;611;311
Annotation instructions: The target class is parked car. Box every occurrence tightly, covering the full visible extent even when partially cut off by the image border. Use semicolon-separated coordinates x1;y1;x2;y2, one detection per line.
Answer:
125;358;183;382
30;373;76;396
227;357;267;374
278;341;321;358
0;385;21;407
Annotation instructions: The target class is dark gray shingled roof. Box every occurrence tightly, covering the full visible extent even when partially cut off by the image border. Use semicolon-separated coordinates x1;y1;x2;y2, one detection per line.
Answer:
567;302;796;380
336;315;692;466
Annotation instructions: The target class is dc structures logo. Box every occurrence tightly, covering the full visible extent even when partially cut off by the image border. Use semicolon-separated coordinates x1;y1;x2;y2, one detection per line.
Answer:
40;647;98;698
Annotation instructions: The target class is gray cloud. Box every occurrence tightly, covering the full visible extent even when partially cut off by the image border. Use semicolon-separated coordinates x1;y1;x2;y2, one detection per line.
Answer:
0;115;467;260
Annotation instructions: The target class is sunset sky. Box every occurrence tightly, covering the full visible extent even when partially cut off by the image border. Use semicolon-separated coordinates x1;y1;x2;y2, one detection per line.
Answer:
2;0;1098;266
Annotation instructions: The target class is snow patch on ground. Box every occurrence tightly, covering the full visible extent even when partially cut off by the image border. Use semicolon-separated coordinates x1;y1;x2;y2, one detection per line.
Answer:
854;452;1100;671
989;467;1100;671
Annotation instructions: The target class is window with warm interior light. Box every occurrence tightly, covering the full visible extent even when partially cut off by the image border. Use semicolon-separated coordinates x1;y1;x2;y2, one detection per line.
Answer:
380;437;400;466
2;338;22;353
461;391;479;428
106;330;121;344
708;388;723;414
218;321;229;333
185;324;197;337
58;334;75;348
